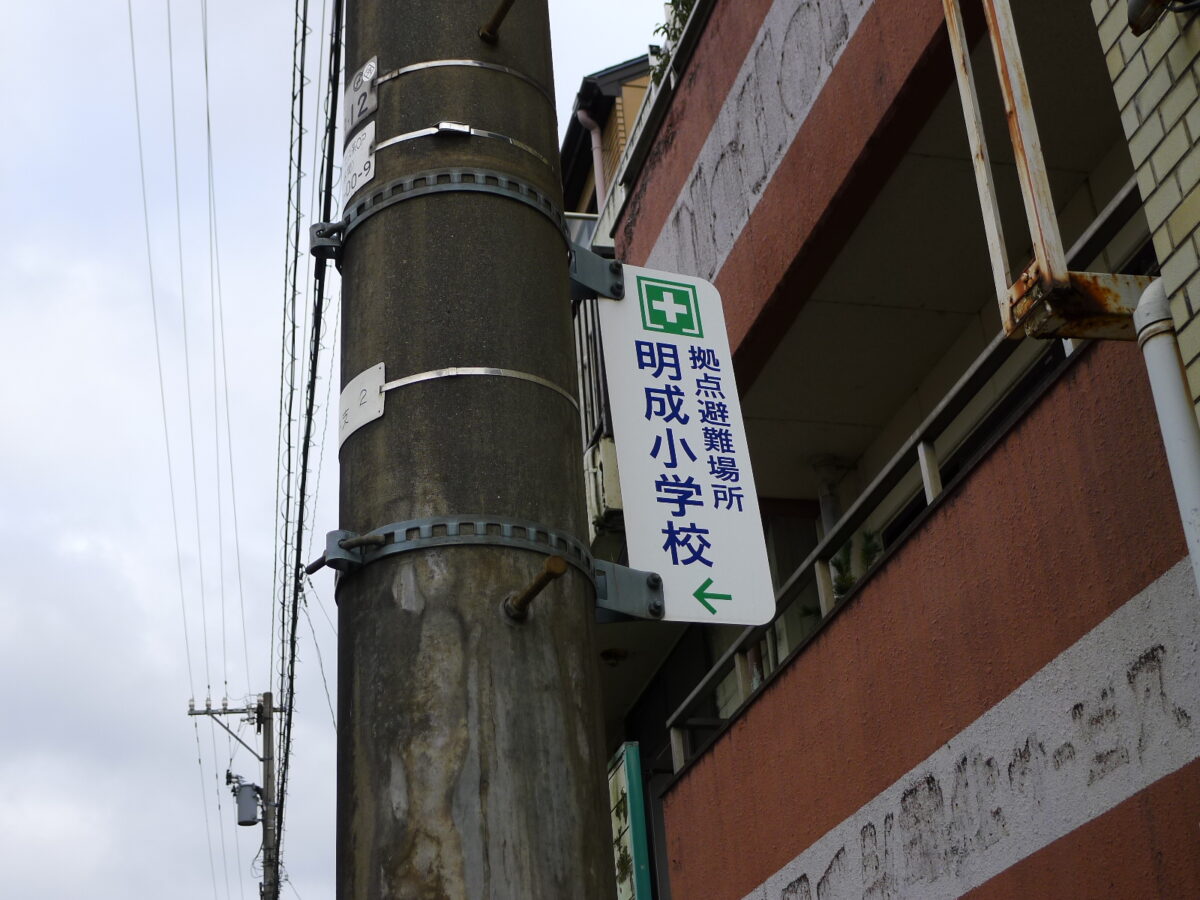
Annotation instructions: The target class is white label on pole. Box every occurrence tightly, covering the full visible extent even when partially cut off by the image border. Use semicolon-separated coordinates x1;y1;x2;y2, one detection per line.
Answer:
338;362;385;451
597;266;774;625
344;56;379;135
341;121;376;210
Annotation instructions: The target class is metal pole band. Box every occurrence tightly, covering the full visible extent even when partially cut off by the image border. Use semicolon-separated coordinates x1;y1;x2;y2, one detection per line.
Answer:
333;167;569;255
329;516;595;582
383;365;578;409
376;59;554;108
374;120;551;168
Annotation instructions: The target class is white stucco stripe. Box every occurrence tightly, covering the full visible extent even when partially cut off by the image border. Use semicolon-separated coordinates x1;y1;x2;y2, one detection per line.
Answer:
739;559;1200;900
646;0;873;281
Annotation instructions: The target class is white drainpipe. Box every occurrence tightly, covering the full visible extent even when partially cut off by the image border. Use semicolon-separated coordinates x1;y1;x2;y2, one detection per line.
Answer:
1134;278;1200;591
576;108;607;209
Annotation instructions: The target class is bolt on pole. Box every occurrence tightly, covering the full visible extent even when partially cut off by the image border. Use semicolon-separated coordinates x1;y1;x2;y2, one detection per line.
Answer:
334;1;615;897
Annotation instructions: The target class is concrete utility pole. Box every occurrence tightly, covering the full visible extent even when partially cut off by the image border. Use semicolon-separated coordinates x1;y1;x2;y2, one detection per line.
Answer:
332;1;614;897
260;692;278;900
187;694;279;900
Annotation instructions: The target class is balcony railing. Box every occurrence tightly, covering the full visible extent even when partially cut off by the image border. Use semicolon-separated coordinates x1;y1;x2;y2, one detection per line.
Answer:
565;211;599;248
573;293;612;453
663;175;1146;774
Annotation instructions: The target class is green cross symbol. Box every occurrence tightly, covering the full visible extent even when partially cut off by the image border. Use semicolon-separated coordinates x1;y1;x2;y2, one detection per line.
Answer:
637;277;703;338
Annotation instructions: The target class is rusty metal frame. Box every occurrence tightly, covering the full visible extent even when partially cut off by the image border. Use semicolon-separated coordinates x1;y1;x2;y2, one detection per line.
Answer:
943;0;1147;341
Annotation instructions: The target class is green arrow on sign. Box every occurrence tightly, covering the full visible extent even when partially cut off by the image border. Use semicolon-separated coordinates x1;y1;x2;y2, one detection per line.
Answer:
693;578;733;614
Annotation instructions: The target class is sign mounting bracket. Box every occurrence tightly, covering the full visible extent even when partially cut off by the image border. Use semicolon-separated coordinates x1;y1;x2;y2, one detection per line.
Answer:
570;243;625;304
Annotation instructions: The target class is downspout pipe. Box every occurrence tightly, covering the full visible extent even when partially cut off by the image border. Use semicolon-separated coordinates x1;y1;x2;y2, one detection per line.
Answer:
1134;278;1200;592
576;108;607;210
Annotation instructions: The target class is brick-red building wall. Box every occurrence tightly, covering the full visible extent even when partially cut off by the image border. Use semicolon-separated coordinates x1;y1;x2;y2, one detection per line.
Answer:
660;343;1194;899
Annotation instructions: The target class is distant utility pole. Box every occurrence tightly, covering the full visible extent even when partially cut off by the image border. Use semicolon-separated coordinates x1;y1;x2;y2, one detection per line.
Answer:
312;0;615;897
188;692;279;900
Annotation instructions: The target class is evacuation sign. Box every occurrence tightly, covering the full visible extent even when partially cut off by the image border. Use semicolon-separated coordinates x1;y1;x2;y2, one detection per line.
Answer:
598;265;774;625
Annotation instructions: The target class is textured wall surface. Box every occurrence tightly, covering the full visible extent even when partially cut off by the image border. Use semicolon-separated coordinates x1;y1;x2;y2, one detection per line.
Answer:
737;561;1199;900
615;0;949;374
1093;0;1200;410
660;342;1191;900
641;0;874;281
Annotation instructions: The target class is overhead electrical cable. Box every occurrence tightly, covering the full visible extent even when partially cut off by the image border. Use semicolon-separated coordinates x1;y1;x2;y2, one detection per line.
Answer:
193;721;223;900
224;721;249;900
301;590;337;731
126;0;197;700
274;0;312;702
198;0;232;701
305;574;337;638
198;1;253;703
209;722;234;900
299;28;341;570
275;0;344;877
167;0;215;698
271;0;316;885
295;0;333;569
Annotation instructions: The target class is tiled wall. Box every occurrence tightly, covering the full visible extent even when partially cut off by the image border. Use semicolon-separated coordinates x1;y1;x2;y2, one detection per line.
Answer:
1094;1;1200;409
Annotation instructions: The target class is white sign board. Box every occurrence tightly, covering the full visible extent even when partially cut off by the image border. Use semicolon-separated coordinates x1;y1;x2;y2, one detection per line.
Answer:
341;121;376;210
597;266;774;625
338;362;385;450
343;56;378;135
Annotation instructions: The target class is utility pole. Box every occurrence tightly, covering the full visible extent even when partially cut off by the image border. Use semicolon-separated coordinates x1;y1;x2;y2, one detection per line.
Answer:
259;692;278;900
318;1;615;897
188;693;280;900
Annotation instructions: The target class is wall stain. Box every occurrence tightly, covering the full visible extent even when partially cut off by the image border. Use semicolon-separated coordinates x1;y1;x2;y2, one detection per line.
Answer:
764;642;1194;899
899;775;947;885
1051;742;1075;771
648;0;865;276
1007;735;1046;806
861;814;896;899
816;846;849;900
781;873;812;900
1127;644;1194;762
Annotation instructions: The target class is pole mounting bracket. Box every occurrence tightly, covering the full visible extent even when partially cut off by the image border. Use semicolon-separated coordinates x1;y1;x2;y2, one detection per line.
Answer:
309;168;571;266
310;221;344;261
570;243;624;304
305;515;595;581
304;516;665;622
594;560;665;622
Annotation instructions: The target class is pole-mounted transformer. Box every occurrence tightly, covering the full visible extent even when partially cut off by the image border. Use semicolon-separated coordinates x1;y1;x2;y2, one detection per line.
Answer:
232;778;261;827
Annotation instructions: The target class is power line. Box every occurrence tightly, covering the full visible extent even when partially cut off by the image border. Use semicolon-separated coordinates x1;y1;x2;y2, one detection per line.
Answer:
198;0;232;701
167;0;214;698
193;722;222;900
301;589;336;731
273;0;312;703
221;721;250;900
209;722;234;900
294;0;331;574
302;293;340;567
298;23;341;571
126;0;197;699
305;574;337;638
197;0;253;702
271;0;316;885
275;0;343;876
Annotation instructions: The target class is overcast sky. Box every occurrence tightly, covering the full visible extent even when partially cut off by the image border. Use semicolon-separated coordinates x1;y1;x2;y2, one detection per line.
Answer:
0;2;660;897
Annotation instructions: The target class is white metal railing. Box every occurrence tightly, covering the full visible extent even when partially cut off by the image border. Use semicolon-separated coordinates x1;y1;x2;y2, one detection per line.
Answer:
664;329;1021;771
661;172;1146;774
565;212;599;248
